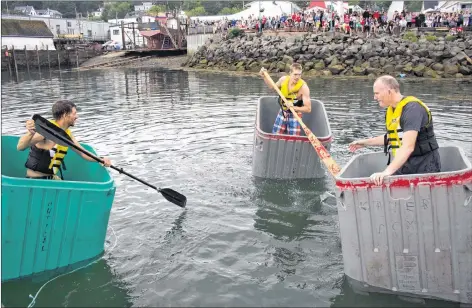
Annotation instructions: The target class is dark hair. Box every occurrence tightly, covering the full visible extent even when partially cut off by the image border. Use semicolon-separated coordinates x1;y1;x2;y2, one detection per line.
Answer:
52;100;76;120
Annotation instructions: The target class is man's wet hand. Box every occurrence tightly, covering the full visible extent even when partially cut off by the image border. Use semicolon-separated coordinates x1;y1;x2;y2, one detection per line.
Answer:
259;67;267;77
26;119;36;135
101;157;112;167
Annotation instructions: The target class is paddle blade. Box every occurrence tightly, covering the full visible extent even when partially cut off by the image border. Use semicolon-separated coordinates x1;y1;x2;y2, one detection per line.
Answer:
301;125;341;177
159;188;187;208
32;114;72;146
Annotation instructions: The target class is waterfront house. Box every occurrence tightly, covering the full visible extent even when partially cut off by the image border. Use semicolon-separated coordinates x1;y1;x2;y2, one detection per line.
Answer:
13;6;37;16
1;19;56;50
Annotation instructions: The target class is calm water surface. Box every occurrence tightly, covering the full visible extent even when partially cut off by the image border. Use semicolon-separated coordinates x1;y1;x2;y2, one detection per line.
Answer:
1;67;471;307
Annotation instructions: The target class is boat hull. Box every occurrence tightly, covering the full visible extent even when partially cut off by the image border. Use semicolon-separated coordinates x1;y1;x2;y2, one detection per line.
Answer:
252;96;333;179
1;135;116;282
334;146;472;304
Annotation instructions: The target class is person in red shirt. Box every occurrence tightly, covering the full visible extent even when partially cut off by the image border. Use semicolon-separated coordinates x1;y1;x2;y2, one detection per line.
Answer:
373;11;380;20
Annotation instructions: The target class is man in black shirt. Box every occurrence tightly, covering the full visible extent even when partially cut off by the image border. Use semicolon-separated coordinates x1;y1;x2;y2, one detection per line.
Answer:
349;75;441;185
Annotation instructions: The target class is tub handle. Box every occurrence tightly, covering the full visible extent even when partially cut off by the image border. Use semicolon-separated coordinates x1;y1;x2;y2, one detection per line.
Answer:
387;182;414;201
464;184;472;207
337;191;347;211
255;137;263;151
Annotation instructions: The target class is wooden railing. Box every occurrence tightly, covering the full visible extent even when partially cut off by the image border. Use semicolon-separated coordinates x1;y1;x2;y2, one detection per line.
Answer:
187;26;215;35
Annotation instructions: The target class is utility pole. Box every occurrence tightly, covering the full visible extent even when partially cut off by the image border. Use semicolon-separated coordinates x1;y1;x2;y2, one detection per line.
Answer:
121;21;126;50
176;7;181;49
132;22;136;49
258;1;262;33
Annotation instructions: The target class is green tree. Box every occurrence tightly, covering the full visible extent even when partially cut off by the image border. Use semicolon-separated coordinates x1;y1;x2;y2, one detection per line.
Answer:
1;1;105;18
186;6;206;17
88;16;103;21
147;4;166;16
218;7;242;15
405;1;422;12
101;2;132;21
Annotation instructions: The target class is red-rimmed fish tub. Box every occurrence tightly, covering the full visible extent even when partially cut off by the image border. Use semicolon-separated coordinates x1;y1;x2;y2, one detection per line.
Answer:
252;96;333;179
334;146;472;304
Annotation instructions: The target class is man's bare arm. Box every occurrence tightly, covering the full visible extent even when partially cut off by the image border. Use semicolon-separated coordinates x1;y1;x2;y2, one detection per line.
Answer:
17;132;45;151
293;84;311;113
70;135;96;162
70;135;112;167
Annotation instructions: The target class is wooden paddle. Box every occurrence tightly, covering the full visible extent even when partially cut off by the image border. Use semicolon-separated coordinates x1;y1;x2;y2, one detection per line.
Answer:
262;70;341;177
465;53;472;65
32;114;187;208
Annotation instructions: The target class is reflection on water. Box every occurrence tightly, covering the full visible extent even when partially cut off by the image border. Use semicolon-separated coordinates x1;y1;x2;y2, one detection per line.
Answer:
252;178;329;241
1;258;133;307
1;67;471;307
330;276;461;308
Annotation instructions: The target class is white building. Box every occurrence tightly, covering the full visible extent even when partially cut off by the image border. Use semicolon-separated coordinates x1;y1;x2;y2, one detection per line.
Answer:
109;17;148;48
1;14;110;41
36;9;63;18
91;7;105;18
13;6;37;16
437;1;472;11
189;1;302;22
134;2;153;12
2;19;56;50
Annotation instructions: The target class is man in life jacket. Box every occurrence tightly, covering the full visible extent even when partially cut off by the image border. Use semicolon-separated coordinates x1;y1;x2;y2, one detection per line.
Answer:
259;63;312;136
17;100;112;180
349;75;441;185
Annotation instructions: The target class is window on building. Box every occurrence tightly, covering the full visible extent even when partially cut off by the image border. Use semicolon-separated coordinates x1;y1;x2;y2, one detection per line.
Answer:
67;21;72;27
113;30;119;35
88;30;92;37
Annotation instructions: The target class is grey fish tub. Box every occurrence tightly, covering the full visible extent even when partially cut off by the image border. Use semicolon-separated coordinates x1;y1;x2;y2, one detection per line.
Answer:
334;146;472;305
252;96;333;179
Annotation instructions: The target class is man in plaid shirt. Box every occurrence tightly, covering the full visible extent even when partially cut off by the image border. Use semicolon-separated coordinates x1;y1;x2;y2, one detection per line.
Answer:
260;64;312;135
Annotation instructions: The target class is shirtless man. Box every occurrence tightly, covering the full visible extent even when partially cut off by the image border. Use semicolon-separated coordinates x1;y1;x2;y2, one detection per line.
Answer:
17;100;112;180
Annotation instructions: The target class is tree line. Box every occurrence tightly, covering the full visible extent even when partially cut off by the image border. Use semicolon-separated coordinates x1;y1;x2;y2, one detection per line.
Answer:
1;1;422;21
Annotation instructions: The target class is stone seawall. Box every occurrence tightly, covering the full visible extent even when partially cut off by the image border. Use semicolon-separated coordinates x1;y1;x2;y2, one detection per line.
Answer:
184;31;472;78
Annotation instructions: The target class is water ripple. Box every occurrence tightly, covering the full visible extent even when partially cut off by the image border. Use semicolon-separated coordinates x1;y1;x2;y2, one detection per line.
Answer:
1;68;469;308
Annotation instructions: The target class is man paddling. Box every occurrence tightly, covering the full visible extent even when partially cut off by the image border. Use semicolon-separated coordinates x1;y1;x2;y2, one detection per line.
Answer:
349;75;441;185
259;64;312;136
17;100;112;180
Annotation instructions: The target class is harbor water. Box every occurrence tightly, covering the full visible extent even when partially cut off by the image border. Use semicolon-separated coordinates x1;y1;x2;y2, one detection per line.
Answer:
1;67;471;307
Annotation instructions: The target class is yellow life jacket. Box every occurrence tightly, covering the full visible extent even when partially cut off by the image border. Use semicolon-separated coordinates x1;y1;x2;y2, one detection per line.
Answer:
384;96;438;164
48;120;73;178
279;77;305;111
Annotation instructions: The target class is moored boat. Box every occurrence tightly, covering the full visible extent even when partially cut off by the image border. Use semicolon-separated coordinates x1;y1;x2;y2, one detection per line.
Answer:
252;96;333;179
334;146;472;305
1;135;116;282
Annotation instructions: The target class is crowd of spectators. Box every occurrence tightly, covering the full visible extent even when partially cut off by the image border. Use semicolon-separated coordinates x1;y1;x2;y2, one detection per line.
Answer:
189;8;472;37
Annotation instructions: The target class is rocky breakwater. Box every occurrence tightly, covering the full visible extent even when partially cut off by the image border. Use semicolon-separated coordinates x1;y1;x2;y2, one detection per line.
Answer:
184;31;472;78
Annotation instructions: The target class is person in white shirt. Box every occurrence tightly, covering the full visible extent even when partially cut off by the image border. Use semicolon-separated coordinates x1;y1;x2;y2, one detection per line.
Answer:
464;10;470;27
399;17;407;32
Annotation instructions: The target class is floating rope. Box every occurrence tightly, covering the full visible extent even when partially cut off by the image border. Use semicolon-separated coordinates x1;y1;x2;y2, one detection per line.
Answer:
27;225;118;308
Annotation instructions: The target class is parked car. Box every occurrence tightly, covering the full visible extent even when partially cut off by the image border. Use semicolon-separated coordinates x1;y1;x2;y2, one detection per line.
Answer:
102;40;120;50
